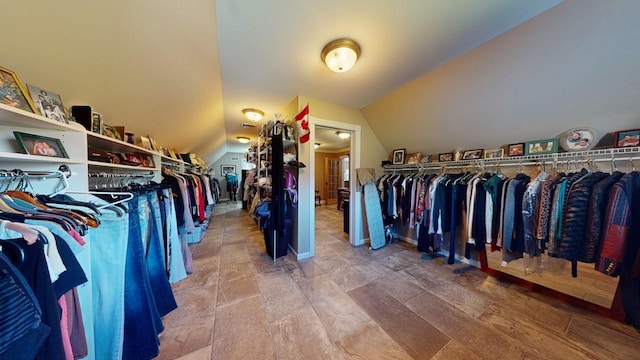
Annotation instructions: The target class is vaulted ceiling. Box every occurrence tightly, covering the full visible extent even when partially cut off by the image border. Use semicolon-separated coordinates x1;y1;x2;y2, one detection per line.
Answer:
9;1;640;167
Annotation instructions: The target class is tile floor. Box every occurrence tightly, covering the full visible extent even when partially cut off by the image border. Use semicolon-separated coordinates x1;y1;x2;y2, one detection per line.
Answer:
157;201;640;359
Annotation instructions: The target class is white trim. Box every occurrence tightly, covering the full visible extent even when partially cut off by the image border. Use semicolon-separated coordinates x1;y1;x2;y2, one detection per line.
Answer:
303;116;363;256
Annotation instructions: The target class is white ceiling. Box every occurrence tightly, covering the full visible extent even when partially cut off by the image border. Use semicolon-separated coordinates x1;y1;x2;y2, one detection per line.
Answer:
3;0;564;163
218;0;563;154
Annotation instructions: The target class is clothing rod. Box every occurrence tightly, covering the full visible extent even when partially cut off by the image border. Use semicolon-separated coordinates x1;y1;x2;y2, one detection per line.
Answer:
88;172;155;178
383;150;640;173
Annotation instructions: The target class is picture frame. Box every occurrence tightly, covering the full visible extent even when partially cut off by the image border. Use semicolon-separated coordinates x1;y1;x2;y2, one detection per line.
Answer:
26;84;68;123
139;136;152;150
148;136;158;151
419;154;432;163
91;112;103;134
525;138;558;155
13;131;69;158
392;148;406;165
614;128;640;148
438;152;453;162
484;148;504;159
559;127;598;152
0;66;37;113
102;124;122;141
507;143;525;157
124;131;135;144
405;152;421;164
462;149;483;160
221;165;236;175
168;148;179;159
140;153;155;168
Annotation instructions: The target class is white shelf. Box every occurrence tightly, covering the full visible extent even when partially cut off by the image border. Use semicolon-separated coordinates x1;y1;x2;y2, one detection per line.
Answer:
0;151;85;164
0;103;84;132
87;160;158;171
87;131;158;155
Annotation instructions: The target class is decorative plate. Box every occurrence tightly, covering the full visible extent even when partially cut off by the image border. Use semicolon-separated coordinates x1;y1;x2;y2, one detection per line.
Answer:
559;127;599;152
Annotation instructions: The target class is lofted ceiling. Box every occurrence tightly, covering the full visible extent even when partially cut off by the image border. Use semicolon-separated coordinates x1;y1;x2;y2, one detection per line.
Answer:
3;1;564;164
217;0;564;155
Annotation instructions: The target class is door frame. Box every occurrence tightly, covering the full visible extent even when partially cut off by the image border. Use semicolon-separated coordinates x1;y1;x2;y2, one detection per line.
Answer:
303;117;362;258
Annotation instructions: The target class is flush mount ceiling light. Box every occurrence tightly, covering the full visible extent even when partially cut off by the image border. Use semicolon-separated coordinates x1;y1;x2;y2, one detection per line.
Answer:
314;143;321;149
321;38;361;73
336;131;350;139
237;136;250;144
242;108;264;122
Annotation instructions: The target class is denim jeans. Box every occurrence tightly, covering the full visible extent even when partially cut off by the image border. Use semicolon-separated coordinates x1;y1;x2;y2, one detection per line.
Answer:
90;209;128;360
122;197;161;360
144;191;178;316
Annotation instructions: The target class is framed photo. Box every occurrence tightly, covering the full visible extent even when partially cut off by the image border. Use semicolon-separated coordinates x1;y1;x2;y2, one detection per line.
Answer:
419;154;432;163
0;66;37;113
614;128;640;148
140;153;155;168
13;131;69;158
221;165;236;175
405;152;421;164
392;148;406;165
27;84;67;123
559;127;598;152
102;124;122;141
462;149;483;160
139;136;152;150
168;148;179;159
525;138;558;155
91;112;103;134
484;148;504;159
148;136;158;151
507;143;525;157
438;152;453;162
124;131;135;144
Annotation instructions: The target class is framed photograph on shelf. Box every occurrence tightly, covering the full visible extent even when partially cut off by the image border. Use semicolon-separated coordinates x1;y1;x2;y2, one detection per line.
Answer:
559;127;598;152
462;149;483;160
0;66;37;113
139;136;152;150
124;131;135;144
91;112;103;134
525;138;558;155
614;128;640;148
13;131;69;158
102;124;122;141
438;153;453;162
405;152;421;164
221;165;236;175
419;154;432;163
392;148;406;164
507;143;525;157
148;136;158;151
26;84;68;123
168;148;179;159
484;148;504;159
140;153;155;168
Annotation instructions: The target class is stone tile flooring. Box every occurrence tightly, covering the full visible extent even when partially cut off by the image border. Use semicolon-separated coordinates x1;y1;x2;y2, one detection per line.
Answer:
157;201;640;359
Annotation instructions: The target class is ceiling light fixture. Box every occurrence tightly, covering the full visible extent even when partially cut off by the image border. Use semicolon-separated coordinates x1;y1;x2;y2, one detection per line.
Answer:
237;136;250;144
321;38;361;73
242;108;264;122
336;131;350;139
314;143;321;149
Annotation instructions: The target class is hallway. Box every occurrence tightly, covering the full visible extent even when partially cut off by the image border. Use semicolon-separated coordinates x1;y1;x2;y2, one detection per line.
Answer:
157;202;640;359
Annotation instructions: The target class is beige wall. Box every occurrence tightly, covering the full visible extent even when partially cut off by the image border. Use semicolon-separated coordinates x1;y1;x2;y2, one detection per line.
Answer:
299;96;388;174
362;0;640;156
